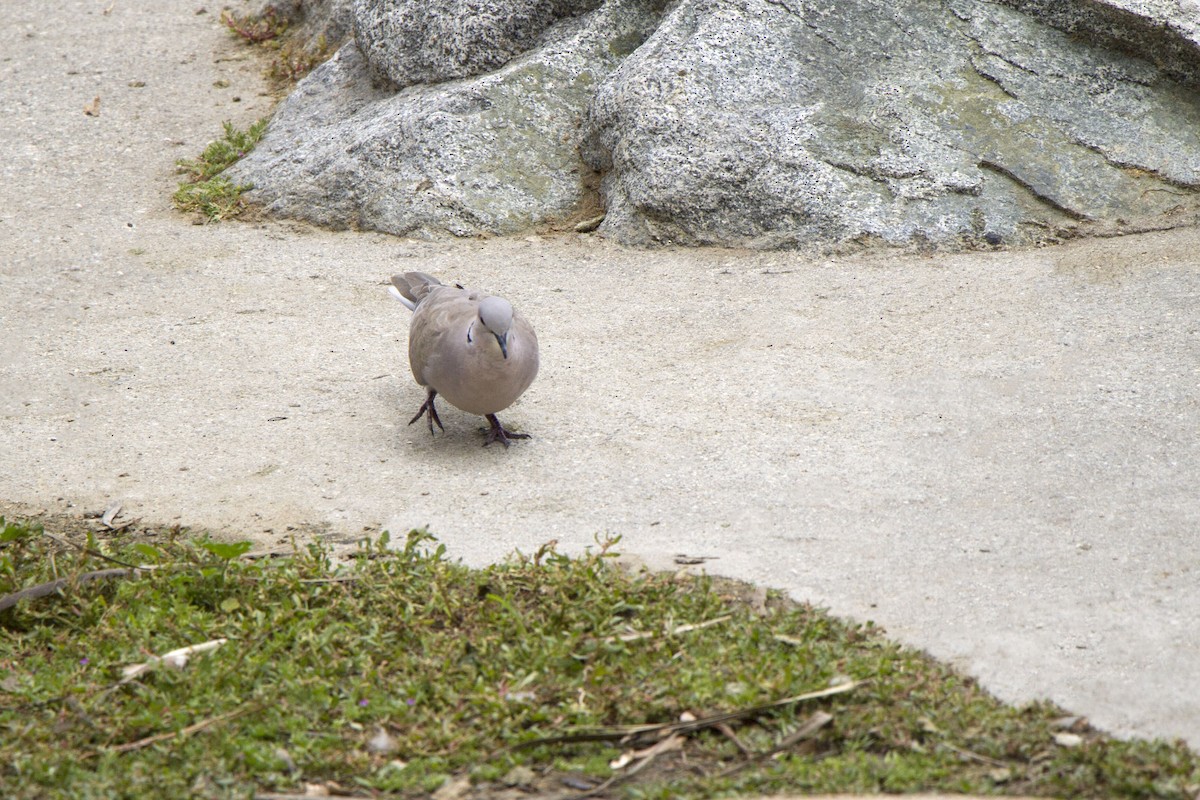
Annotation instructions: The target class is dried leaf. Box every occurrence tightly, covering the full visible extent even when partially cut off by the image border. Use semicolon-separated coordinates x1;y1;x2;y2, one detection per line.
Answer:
100;502;122;528
673;553;716;565
98;502;137;531
574;213;606;233
989;767;1013;783
609;751;632;770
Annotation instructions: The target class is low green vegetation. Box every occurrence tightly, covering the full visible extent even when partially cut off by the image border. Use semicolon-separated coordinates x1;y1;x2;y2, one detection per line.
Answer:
172;119;267;222
221;7;333;86
1;516;1197;799
173;5;335;223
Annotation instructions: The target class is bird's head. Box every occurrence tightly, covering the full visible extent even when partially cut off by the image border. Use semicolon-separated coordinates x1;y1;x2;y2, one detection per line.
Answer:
477;296;515;359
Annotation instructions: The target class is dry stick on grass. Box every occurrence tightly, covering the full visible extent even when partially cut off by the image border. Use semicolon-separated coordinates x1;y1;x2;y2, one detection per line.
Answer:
54;638;237;712
516;680;864;750
0;547;279;612
82;638;233;708
0;548;345;613
234;574;360;585
714;721;753;756
716;710;834;778
569;733;685;800
0;568;150;612
120;638;229;683
41;530;141;568
1;529;190;612
108;703;259;754
608;614;733;643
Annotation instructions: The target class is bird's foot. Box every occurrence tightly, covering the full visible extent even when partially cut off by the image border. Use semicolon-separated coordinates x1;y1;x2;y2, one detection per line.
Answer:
408;390;444;435
484;414;531;448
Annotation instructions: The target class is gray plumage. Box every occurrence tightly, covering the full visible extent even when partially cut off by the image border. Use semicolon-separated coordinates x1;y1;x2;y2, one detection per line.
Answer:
389;272;538;447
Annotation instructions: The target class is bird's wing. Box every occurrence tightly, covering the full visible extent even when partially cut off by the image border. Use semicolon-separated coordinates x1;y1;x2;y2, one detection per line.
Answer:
508;310;540;394
407;286;474;388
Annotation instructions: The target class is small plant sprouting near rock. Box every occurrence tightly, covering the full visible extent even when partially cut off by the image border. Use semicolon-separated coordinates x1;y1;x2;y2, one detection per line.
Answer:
221;6;331;86
268;34;331;85
176;119;268;182
173;119;267;222
220;7;287;44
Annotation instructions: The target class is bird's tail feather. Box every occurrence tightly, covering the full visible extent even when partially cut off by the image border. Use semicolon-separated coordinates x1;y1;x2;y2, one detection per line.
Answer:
390;272;443;310
388;285;415;310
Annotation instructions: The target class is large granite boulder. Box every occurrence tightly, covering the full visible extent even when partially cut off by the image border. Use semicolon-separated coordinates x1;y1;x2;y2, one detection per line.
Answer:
230;0;1200;249
582;0;1200;247
228;0;665;237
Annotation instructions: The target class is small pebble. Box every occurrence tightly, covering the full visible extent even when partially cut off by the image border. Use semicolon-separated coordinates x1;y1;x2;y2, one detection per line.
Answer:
1054;732;1084;747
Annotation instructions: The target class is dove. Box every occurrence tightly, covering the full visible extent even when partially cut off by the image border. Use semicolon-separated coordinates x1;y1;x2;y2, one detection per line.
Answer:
389;272;539;447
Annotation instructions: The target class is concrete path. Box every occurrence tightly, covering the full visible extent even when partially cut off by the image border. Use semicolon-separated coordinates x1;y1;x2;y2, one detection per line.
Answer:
2;0;1198;751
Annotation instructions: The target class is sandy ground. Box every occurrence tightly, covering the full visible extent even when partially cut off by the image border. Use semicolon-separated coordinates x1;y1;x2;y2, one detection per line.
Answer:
3;0;1199;751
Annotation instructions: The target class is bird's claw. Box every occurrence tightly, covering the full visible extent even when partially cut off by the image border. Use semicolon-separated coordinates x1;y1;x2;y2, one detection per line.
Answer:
408;391;444;435
484;414;530;448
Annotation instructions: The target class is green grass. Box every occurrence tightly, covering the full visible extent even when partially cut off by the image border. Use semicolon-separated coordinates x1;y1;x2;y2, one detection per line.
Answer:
172;119;267;222
1;516;1197;799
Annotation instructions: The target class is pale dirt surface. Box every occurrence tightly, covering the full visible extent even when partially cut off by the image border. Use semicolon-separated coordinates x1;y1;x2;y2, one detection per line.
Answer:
2;0;1199;755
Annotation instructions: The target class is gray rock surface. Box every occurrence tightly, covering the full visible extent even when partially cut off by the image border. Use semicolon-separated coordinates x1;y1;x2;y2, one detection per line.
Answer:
233;0;1200;248
583;0;1200;247
228;0;665;237
1000;0;1200;83
352;0;604;87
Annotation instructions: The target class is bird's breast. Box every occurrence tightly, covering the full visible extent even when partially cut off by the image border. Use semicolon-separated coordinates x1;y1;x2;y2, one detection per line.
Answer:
420;333;536;416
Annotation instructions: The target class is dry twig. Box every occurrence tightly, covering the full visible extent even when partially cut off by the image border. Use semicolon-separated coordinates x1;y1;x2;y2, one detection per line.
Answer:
570;734;684;799
0;568;149;612
717;710;833;777
517;680;863;750
607;614;732;643
40;530;141;568
121;638;229;683
109;704;256;753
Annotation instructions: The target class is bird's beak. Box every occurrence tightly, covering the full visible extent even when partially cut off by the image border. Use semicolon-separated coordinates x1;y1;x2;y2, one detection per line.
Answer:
495;332;509;359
